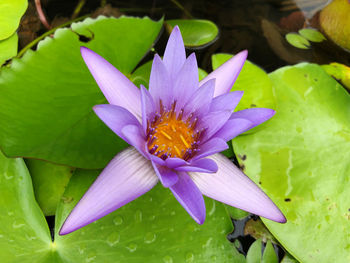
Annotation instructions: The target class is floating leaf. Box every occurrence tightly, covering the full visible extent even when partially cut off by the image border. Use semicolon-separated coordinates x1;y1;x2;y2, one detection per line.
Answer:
54;170;245;262
166;19;218;47
0;151;52;262
298;28;326;43
0;16;162;169
0;0;27;40
234;63;350;262
262;241;278;263
285;33;310;49
25;159;74;216
0;152;245;262
320;0;350;50
246;239;262;263
0;33;18;66
322;62;350;91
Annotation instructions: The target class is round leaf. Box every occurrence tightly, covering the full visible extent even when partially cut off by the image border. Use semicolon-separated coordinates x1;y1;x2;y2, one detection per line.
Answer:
233;63;350;262
298;28;326;43
0;152;52;262
166;19;219;47
285;33;310;49
0;16;163;169
54;170;245;262
25;159;74;216
0;0;27;40
0;33;18;66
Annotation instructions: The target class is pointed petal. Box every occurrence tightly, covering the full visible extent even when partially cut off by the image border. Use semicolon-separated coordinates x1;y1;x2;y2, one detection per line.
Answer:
198;110;232;142
209;91;243;112
175;158;218;173
140;85;155;133
81;47;141;118
121;125;147;157
213;118;253;141
173;53;199;111
163;25;186;78
189;154;286;223
59;148;158;235
184;78;215;117
200;50;248;97
149;54;171;108
93;104;142;144
152;162;178;187
169;172;206;224
193;137;228;161
230;108;275;129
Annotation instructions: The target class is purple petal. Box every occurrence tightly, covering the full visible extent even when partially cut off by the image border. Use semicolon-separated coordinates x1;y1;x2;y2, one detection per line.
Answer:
149;54;171;108
93;104;142;144
59;147;158;235
165;157;189;168
200;50;248;97
198;110;232;142
121;125;147;157
140;85;155;133
213;118;253;142
193;137;228;161
169;172;206;224
184;78;215;117
152;162;178;187
175;158;218;173
230;108;275;129
189;154;286;223
209;91;243;112
173;53;199;112
81;47;141;118
163;25;186;78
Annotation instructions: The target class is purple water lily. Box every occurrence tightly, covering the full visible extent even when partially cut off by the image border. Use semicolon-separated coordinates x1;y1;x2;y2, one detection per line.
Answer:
59;26;286;235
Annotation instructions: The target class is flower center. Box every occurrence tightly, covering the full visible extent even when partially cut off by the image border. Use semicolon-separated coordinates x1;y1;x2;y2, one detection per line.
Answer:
147;101;201;160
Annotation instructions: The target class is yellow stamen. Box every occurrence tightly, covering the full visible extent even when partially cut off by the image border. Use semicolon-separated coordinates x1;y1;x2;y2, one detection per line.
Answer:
160;130;172;140
174;145;182;157
180;135;190;148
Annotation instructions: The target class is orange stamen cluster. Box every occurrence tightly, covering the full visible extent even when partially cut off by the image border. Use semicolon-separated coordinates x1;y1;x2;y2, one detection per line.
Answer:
146;101;202;160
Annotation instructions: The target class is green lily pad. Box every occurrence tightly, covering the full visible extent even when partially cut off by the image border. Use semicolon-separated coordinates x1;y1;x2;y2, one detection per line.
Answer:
262;241;278;263
54;169;245;262
1;151;245;262
166;19;218;47
246;239;262;263
0;16;162;169
233;63;350;262
0;33;18;66
25;159;74;216
285;33;310;49
0;151;52;262
0;0;27;40
298;28;326;43
212;53;275;134
246;239;278;263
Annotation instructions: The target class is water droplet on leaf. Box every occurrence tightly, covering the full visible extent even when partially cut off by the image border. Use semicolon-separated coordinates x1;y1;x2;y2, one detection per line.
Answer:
144;232;156;244
113;216;123;225
107;232;120;247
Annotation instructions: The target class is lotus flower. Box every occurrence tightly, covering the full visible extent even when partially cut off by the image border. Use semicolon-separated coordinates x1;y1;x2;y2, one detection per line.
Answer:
59;26;286;235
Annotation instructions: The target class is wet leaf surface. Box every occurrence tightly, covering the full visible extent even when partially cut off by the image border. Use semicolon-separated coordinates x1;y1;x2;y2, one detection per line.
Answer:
0;16;162;169
234;63;350;262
